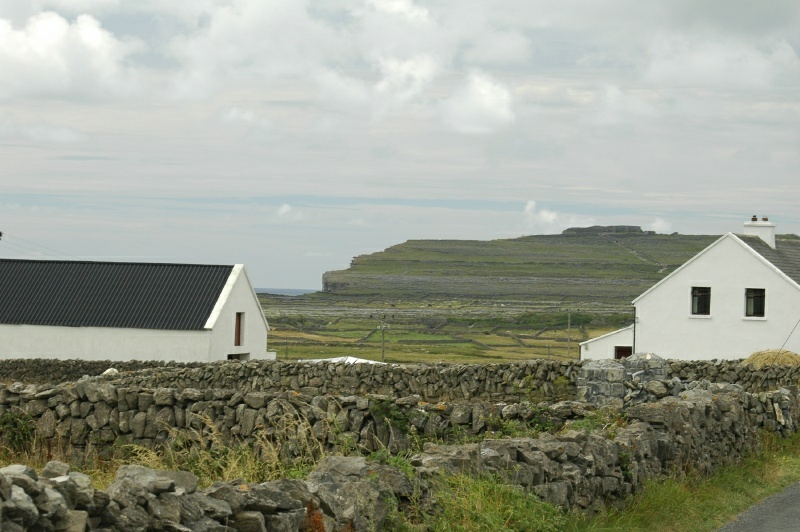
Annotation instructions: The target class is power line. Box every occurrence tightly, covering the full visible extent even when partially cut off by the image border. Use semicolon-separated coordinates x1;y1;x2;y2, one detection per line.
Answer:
0;232;80;260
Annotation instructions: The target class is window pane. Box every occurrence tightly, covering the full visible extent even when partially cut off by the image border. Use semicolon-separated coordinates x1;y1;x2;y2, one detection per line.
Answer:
691;287;711;315
745;288;765;317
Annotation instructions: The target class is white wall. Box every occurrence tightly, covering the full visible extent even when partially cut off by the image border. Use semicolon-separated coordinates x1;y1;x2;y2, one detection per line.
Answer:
0;324;213;362
206;265;271;360
579;326;633;360
634;235;800;360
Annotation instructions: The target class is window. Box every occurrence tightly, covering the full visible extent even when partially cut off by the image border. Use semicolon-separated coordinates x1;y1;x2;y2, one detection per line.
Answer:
614;346;632;360
745;288;765;317
691;287;711;315
235;312;244;346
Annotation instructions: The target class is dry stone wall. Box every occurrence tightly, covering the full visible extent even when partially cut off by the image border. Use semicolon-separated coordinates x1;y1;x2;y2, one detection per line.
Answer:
1;378;798;530
3;357;799;400
0;457;419;532
91;359;581;403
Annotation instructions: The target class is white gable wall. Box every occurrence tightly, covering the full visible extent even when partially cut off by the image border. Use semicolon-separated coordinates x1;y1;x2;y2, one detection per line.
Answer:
634;235;800;360
579;325;633;360
206;265;270;360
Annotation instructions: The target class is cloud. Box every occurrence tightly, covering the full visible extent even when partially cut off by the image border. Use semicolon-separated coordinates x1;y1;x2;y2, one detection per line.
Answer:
168;0;343;98
0;11;141;100
524;200;557;225
39;0;121;13
442;72;514;134
275;203;303;221
367;0;430;22
374;55;437;112
647;217;672;233
644;35;800;89
0;116;85;143
593;85;658;125
462;30;532;66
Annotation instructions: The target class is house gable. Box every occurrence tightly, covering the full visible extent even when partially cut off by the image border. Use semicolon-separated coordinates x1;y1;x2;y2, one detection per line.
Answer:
633;233;800;306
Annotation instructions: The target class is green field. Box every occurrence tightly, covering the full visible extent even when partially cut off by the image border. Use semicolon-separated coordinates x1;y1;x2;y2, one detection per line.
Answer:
261;294;630;363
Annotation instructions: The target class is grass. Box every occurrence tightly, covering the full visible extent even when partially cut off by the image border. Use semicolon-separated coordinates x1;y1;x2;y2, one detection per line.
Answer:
389;430;800;531
264;303;623;363
564;431;800;531
419;474;567;532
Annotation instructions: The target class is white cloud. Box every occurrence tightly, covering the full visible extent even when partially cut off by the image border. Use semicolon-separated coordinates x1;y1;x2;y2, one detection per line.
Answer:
0;116;85;143
523;200;557;228
275;203;303;221
40;0;121;13
367;0;430;22
0;12;141;100
168;0;343;98
463;30;532;66
442;72;514;134
374;55;437;111
647;217;672;233
593;85;658;125
222;107;270;128
644;35;800;89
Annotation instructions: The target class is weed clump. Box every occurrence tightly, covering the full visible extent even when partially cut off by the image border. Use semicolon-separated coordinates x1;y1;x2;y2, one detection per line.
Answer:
743;349;800;368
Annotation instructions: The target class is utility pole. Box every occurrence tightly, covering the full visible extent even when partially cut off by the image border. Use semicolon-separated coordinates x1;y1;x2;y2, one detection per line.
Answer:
372;313;392;363
567;309;571;358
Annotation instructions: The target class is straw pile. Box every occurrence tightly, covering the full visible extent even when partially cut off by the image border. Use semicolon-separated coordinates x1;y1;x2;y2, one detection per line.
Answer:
742;349;800;368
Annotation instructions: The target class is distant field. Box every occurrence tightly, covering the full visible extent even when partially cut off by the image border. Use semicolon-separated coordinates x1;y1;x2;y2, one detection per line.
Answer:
260;230;750;363
260;294;631;363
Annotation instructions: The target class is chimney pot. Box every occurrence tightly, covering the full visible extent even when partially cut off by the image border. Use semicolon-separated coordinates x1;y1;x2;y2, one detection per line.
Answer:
762;217;768;222
751;215;758;221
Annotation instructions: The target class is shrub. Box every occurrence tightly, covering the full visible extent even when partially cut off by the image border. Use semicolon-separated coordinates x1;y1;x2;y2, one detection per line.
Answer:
0;410;36;455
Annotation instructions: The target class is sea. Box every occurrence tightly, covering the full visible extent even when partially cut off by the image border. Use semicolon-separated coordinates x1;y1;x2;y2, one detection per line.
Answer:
256;288;318;296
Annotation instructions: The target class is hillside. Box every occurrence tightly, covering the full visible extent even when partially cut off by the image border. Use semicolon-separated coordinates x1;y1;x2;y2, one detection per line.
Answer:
322;228;721;311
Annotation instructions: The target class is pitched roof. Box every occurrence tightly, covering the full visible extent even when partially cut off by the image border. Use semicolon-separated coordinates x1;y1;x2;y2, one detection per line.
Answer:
0;260;234;330
736;235;800;286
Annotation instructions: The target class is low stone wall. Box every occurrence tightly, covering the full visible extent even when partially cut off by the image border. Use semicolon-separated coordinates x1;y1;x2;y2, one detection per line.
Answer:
0;379;583;454
1;380;797;530
3;357;799;400
666;359;800;392
0;359;204;386
0;358;579;403
0;457;418;532
95;359;581;403
414;381;798;513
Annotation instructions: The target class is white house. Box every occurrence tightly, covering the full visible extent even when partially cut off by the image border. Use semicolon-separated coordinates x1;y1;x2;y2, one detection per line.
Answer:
581;217;800;361
0;259;274;362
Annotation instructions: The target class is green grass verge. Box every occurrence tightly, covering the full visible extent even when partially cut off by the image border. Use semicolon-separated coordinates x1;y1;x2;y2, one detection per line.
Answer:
392;431;800;531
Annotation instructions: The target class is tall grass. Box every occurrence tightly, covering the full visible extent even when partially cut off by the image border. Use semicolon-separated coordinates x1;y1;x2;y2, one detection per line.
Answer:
565;431;800;531
0;412;328;489
121;416;327;487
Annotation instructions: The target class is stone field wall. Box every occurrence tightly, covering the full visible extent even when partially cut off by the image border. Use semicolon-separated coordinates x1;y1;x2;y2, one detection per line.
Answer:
3;356;800;530
2;357;798;401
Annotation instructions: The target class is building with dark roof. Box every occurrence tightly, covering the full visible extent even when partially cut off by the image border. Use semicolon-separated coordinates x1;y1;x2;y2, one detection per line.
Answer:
0;260;272;362
581;217;800;360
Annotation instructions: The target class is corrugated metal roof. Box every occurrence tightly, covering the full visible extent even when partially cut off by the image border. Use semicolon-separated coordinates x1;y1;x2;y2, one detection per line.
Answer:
737;235;800;286
0;260;234;330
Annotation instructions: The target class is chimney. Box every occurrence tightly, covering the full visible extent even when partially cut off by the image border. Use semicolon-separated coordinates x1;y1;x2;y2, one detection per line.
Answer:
743;215;776;249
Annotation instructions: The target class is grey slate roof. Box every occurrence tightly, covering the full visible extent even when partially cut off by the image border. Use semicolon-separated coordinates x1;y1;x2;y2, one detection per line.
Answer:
0;260;234;330
737;235;800;286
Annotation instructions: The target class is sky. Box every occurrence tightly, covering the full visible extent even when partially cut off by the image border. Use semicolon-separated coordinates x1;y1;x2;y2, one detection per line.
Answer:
1;1;799;289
